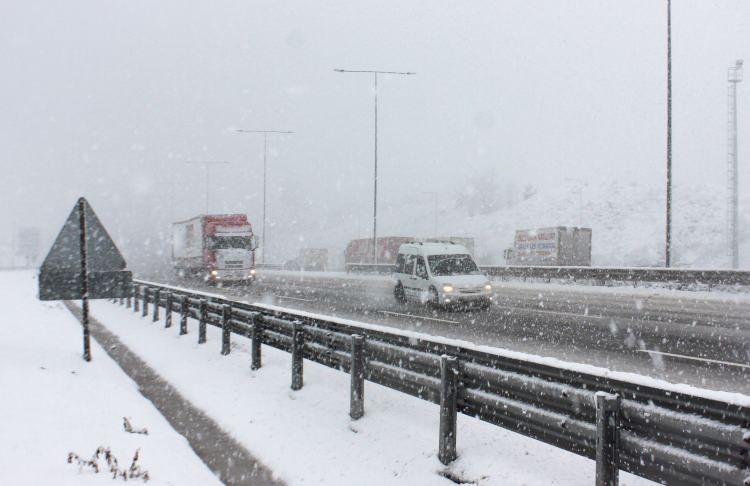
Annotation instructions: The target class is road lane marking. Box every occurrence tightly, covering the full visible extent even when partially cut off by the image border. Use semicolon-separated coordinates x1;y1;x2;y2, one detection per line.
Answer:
275;295;315;302
494;305;602;320
378;310;459;324
637;349;750;369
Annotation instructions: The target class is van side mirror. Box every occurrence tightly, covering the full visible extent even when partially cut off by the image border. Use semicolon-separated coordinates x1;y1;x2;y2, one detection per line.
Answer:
249;235;259;251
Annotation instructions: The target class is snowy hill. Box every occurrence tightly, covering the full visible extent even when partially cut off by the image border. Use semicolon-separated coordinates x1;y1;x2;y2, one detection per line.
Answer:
270;179;749;270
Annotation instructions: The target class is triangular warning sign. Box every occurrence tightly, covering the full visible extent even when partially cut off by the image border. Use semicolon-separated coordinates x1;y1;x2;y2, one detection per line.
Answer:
39;198;132;300
41;198;127;272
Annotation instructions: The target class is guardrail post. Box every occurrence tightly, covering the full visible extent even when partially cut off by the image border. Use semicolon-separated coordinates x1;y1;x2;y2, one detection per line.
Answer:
133;285;140;313
180;295;188;335
221;304;231;355
595;392;620;486
438;355;459;465
350;334;365;420
198;299;207;344
152;288;160;322
141;287;149;317
164;292;172;328
291;322;304;390
251;315;263;370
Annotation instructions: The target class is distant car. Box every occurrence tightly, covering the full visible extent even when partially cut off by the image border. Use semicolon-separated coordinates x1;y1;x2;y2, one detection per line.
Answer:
392;241;492;309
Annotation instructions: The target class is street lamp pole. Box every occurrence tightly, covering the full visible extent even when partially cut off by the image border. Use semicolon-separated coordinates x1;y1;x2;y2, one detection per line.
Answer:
185;161;230;214
334;68;415;264
235;129;294;264
665;0;673;267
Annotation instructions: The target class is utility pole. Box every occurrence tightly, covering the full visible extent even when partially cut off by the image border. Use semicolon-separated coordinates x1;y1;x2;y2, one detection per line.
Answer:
728;60;744;269
665;0;673;267
235;129;294;264
185;161;230;214
334;68;415;264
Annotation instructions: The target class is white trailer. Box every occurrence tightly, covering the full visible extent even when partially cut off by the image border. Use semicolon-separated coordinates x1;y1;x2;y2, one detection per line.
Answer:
507;227;591;266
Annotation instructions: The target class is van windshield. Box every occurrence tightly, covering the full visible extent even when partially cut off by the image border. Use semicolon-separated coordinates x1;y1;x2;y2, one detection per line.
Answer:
428;254;480;276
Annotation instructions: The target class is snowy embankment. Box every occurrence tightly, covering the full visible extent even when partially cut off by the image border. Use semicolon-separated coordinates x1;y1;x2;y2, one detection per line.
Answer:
0;271;221;486
87;289;658;485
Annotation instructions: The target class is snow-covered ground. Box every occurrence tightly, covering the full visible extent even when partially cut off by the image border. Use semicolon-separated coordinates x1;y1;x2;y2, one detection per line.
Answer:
85;282;659;485
0;271;221;485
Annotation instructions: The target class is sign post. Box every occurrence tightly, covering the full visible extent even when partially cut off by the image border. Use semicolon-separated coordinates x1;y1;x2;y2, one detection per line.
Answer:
39;197;132;361
78;199;91;361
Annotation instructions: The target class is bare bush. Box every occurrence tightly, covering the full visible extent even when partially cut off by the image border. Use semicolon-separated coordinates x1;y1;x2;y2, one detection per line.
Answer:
123;417;149;435
67;446;150;482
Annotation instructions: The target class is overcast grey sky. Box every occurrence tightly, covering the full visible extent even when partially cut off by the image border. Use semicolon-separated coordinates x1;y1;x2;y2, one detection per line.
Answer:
0;0;747;264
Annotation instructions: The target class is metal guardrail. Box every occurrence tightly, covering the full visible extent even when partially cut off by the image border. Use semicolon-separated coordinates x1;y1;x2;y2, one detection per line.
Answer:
346;263;750;288
345;263;394;274
482;265;750;287
119;279;750;485
256;263;284;270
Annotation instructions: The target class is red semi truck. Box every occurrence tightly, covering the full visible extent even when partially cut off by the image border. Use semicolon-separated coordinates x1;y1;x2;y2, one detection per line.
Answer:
172;214;258;283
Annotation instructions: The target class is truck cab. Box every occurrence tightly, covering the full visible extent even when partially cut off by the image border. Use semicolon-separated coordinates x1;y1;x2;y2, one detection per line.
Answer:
392;241;492;309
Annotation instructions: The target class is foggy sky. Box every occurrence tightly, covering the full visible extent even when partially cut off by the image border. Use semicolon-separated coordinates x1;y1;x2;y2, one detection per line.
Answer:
0;0;747;266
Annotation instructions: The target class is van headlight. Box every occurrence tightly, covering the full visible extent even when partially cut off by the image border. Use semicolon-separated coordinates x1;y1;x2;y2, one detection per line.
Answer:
484;282;492;291
442;284;454;293
249;268;256;276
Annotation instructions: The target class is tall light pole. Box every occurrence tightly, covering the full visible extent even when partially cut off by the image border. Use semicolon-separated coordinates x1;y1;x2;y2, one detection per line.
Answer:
422;191;438;237
728;60;744;269
334;68;415;264
185;160;230;214
235;129;294;264
665;0;673;267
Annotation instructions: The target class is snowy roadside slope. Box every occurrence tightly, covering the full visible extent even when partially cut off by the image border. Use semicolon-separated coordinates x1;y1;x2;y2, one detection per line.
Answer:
0;271;221;486
88;297;658;485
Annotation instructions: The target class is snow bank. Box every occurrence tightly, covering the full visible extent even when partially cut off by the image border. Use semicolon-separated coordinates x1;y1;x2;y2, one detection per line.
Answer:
0;271;221;485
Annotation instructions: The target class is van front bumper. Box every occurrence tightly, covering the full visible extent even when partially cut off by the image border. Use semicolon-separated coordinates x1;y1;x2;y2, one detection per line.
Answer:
439;291;493;305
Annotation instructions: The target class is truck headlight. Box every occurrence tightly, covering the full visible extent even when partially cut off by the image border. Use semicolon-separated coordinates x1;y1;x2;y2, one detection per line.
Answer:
484;283;492;291
442;284;454;293
210;270;218;278
249;268;256;276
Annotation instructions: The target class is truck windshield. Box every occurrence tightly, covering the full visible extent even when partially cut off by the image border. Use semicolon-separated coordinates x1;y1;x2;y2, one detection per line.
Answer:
427;254;480;276
210;236;252;250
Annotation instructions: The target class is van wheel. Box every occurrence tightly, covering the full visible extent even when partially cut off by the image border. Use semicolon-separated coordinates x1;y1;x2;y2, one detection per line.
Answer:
394;282;407;304
428;287;440;307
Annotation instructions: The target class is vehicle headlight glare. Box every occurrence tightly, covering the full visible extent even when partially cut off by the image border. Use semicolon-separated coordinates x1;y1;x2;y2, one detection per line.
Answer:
484;283;492;291
442;284;454;293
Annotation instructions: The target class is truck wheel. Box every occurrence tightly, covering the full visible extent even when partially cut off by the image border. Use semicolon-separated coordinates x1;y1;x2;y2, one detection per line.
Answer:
394;282;407;304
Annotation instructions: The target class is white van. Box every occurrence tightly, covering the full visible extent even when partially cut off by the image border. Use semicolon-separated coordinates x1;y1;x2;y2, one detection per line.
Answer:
392;242;493;308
